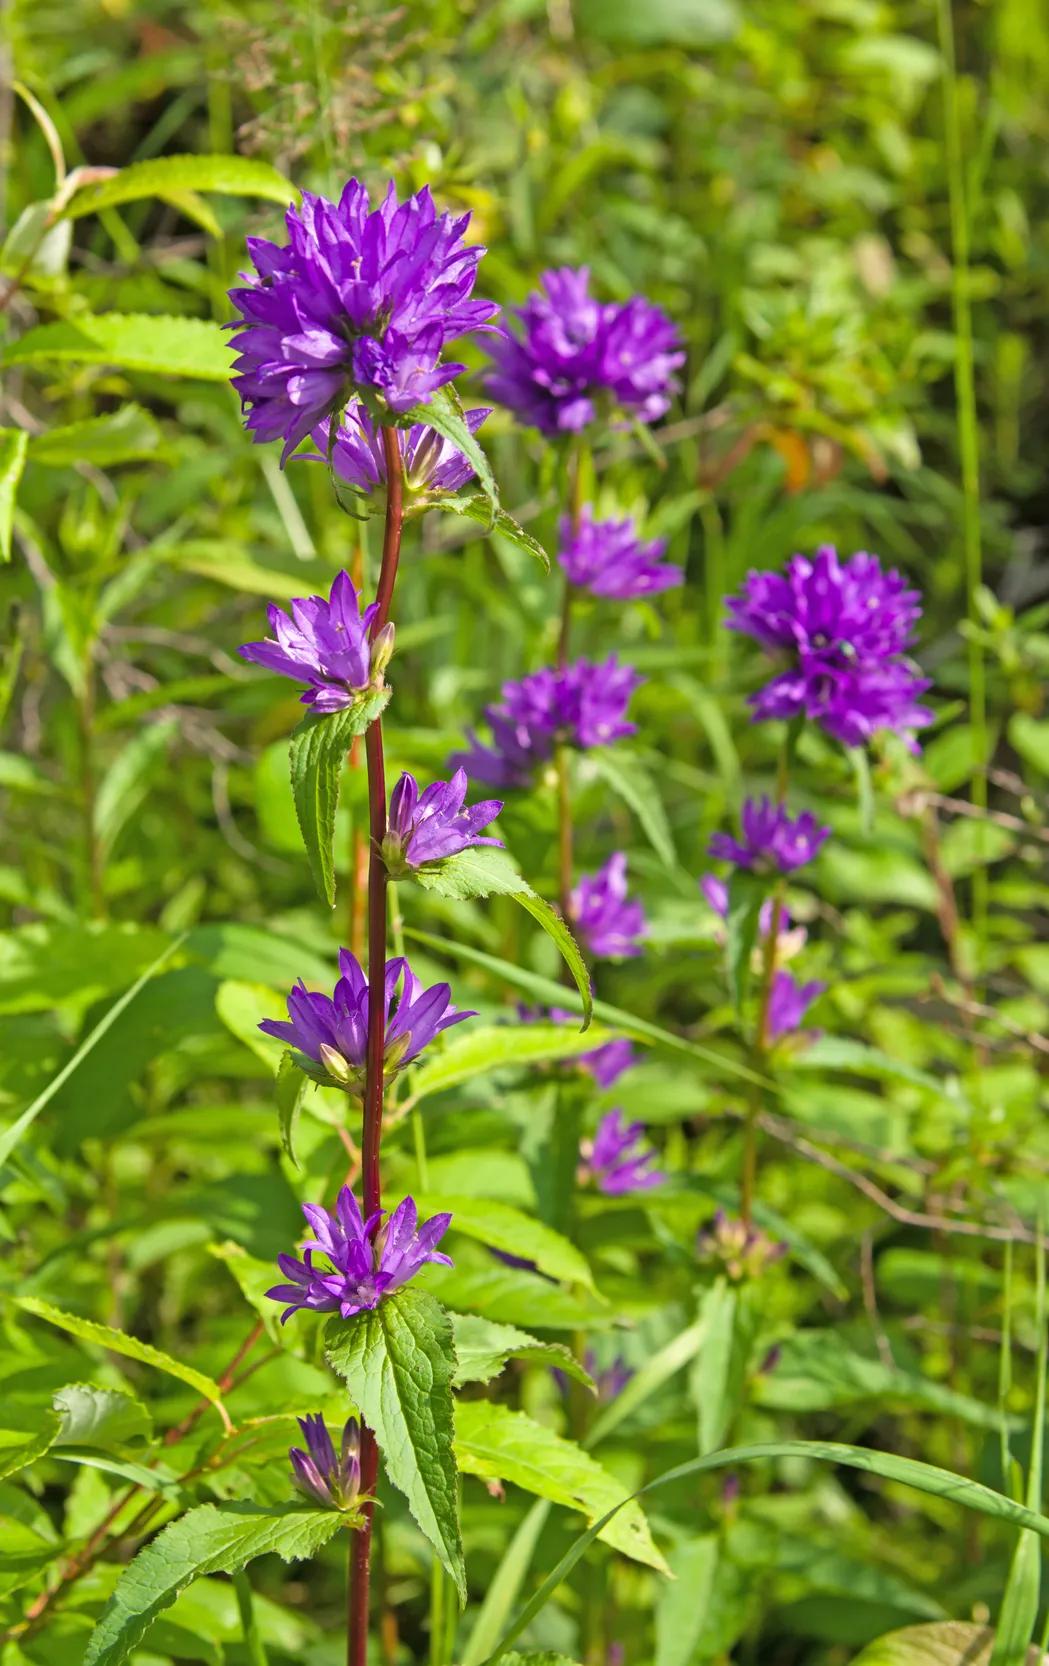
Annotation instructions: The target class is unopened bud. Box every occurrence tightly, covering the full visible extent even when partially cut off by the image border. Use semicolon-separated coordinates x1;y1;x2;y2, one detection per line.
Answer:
371;622;395;679
319;1043;354;1086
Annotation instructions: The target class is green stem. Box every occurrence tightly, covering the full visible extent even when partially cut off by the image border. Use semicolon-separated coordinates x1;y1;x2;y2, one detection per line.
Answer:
233;1571;268;1666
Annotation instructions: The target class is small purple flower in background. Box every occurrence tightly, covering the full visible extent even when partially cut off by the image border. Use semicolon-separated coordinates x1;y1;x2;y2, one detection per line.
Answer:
383;769;503;873
289;1414;362;1510
766;970;826;1042
486;267;684;435
311;404;490;500
267;1189;453;1323
581;1108;663;1195
708;797;829;875
239;571;389;712
227;180;498;460
727;545;932;749
260;949;473;1092
554;1349;633;1403
517;1006;638;1088
559;508;681;600
453;656;642;788
570;854;646;959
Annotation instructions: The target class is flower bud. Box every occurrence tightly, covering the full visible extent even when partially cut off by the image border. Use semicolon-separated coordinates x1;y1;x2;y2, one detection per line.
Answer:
371;621;396;680
318;1043;355;1086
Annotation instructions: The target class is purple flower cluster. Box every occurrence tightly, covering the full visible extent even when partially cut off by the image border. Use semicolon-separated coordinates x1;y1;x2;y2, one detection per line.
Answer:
570;853;646;960
697;1210;788;1283
261;949;472;1092
384;769;502;872
559;509;681;601
454;656;642;788
228;180;497;460
583;1108;663;1195
312;404;490;500
268;1189;452;1323
486;267;683;435
289;1415;362;1510
727;545;932;749
240;571;391;713
709;797;829;875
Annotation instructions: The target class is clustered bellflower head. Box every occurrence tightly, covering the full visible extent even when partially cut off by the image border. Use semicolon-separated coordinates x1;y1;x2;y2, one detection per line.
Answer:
697;1210;787;1283
570;853;646;960
727;545;933;749
383;768;503;874
454;656;642;788
559;508;681;601
708;797;830;875
240;571;392;712
289;1414;362;1512
268;1189;453;1323
260;949;472;1094
227;179;498;461
767;970;826;1043
486;267;684;435
312;404;490;503
581;1108;663;1195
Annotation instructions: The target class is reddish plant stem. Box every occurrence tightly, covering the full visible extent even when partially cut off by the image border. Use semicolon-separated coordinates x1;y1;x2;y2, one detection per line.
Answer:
347;540;369;962
349;423;404;1666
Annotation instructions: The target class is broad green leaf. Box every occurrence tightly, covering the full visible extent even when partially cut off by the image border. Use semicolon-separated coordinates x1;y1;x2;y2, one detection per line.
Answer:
326;1288;464;1599
63;154;293;220
51;1450;179;1492
0;1405;60;1481
82;1502;342;1666
656;1533;719;1666
28;406;162;468
455;1401;668;1573
16;1297;227;1410
407;1021;615;1104
1008;714;1049;776
586;749;676;868
53;1384;152;1451
693;1278;753;1453
430;494;551;570
402;384;499;517
449;1314;595;1390
790;1034;955;1098
276;1049;308;1166
289;691;390;907
850;1624;1045;1666
1;315;234;381
415;1193;594;1288
0;427;28;563
724;869;768;1012
423;1262;609;1331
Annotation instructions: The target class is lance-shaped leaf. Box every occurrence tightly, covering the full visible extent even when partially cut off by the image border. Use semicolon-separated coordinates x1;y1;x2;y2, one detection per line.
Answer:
276;1048;308;1167
401;383;499;520
430;494;551;571
16;1297;226;1410
326;1287;464;1600
407;1020;615;1104
0;427;28;563
62;154;294;220
1;314;235;380
724;868;769;1013
289;689;390;907
415;1194;595;1288
0;1405;60;1481
82;1502;343;1666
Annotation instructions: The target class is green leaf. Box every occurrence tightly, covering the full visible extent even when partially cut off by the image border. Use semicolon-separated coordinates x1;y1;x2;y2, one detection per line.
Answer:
63;154;293;220
586;1322;705;1451
289;691;390;908
455;1401;668;1573
586;749;676;868
1;315;234;381
0;427;28;563
276;1049;308;1166
460;1502;552;1666
0;1405;61;1481
500;1656;583;1665
655;1533;720;1666
850;1624;1044;1666
512;892;592;1028
724;869;768;1012
415;1193;595;1288
406;1020;616;1104
53;1384;152;1451
430;494;551;570
1008;714;1049;777
16;1297;227;1410
209;1241;287;1343
692;1278;754;1453
82;1502;342;1666
28;406;162;468
449;1314;595;1390
402;384;499;517
95;719;177;861
326;1288;464;1599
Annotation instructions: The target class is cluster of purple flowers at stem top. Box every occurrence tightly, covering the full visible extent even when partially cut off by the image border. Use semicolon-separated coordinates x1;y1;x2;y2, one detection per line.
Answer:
268;1190;452;1323
581;1109;663;1195
383;769;502;872
709;797;829;875
289;1415;362;1511
311;405;489;499
454;657;642;788
559;508;681;600
570;854;646;959
227;180;497;459
486;267;683;435
260;949;472;1092
240;571;391;712
727;545;932;749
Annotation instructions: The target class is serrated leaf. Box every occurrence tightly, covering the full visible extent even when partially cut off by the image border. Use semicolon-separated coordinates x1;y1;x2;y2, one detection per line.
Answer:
82;1502;342;1666
16;1297;226;1408
0;1406;61;1481
725;869;768;1012
289;690;390;907
402;384;499;518
455;1401;667;1572
63;154;293;220
431;494;550;570
407;1021;615;1104
586;749;676;868
450;1314;595;1390
416;1194;594;1288
0;427;28;563
28;406;162;468
513;892;592;1028
326;1288;464;1599
53;1384;152;1451
276;1049;308;1166
1;315;234;380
